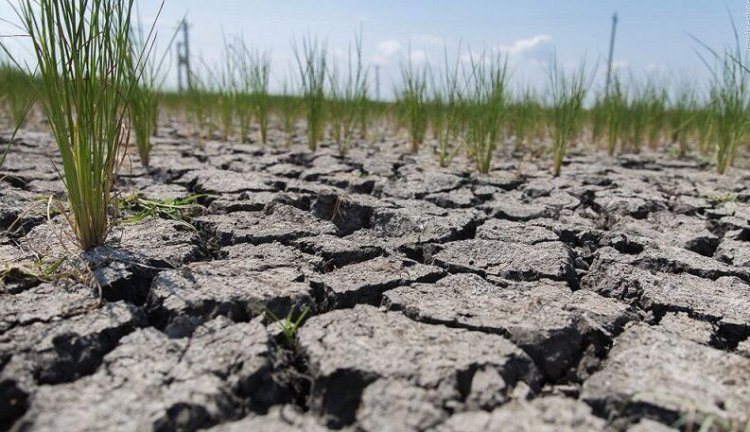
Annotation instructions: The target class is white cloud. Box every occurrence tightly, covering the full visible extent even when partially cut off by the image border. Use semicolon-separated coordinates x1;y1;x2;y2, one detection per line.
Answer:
372;39;402;65
378;40;401;57
496;34;553;57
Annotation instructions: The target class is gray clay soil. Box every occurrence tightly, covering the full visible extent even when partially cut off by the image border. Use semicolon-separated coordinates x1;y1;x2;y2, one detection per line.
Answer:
1;123;750;431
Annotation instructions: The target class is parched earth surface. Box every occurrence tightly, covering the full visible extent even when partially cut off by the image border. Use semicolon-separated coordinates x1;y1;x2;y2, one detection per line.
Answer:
1;123;750;431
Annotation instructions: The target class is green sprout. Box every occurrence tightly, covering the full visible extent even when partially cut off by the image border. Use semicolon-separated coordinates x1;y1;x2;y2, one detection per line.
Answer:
265;305;310;347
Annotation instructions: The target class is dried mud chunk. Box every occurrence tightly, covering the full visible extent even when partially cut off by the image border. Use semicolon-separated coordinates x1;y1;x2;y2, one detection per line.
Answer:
148;259;313;337
636;244;748;282
382;170;464;199
435;396;606;432
627;419;678;432
581;323;750;426
110;217;206;266
221;241;324;269
594;192;667;219
0;185;46;234
476;219;559;244
297;305;540;428
658;312;714;345
1;302;145;386
310;192;380;235
0;283;99;333
612;213;719;257
432;239;576;286
585;247;750;332
195;203;337;246
385;273;633;379
485;193;556;221
208;191;280;213
358;379;447;432
311;256;444;308
14;318;280;432
424;187;479;209
293;234;382;268
715;238;750;268
206;405;330;432
191;168;278;194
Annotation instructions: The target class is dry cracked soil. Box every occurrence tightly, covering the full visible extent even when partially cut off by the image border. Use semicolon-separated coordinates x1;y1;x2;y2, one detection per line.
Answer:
1;123;750;432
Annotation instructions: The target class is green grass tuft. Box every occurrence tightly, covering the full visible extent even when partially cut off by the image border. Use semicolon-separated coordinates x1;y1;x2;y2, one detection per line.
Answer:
8;0;148;250
549;58;591;176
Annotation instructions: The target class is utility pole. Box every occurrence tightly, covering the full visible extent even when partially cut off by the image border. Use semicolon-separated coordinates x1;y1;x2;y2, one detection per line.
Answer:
605;12;618;97
375;65;381;101
176;18;192;92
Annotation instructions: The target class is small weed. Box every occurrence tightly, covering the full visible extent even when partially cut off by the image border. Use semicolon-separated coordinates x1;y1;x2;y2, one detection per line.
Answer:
118;194;207;227
706;193;737;204
1;256;70;291
265;306;310;347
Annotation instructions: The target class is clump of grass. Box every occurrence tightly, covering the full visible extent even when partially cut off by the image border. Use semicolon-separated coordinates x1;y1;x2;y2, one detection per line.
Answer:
695;22;750;174
185;72;213;139
210;48;236;142
588;89;607;147
694;106;715;155
643;78;668;150
293;36;328;151
8;0;146;250
622;80;650;153
129;85;158;165
0;59;35;129
127;4;172;167
278;78;301;147
328;31;369;155
397;51;429;154
706;52;749;174
509;86;542;154
549;59;590;176
668;81;696;158
464;51;509;173
604;77;627;156
430;47;466;168
232;39;271;144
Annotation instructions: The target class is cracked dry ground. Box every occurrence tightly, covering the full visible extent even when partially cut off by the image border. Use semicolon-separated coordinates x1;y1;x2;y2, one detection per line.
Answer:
2;125;750;432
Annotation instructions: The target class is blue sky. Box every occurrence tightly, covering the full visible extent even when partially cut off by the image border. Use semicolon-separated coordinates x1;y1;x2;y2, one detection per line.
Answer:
0;0;745;99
